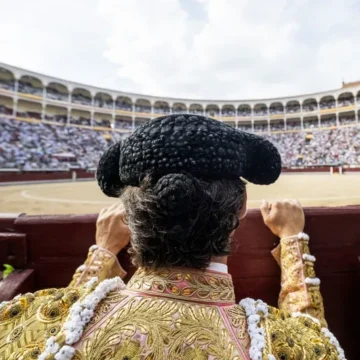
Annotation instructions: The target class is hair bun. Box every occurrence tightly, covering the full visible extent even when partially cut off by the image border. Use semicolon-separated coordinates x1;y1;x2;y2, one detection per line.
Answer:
153;174;198;216
96;142;123;197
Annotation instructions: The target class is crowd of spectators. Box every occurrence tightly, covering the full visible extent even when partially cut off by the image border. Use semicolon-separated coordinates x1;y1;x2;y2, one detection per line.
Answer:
116;103;132;111
339;116;356;125
0;105;12;115
18;82;42;96
303;119;319;129
172;109;186;114
94;99;113;109
0;117;128;170
254;123;268;132
2;79;360;118
286;105;300;113
115;120;132;129
238;109;251;117
46;88;68;102
0;79;14;91
238;124;252;131
303;104;317;112
72;94;91;106
338;99;354;107
270;123;285;131
135;106;151;113
154;107;171;115
286;122;302;130
206;110;220;117
70;117;91;126
320;101;335;109
189;109;204;115
254;109;268;116
222;109;236;117
1;116;360;170
267;127;360;167
320;118;337;127
46;115;67;124
270;108;284;115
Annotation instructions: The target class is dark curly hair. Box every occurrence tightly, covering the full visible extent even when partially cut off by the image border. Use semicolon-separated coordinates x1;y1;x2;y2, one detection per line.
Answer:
121;173;246;269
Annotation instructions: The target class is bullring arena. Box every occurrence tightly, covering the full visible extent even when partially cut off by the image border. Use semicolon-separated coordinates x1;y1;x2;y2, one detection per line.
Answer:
0;63;359;359
1;174;360;214
2;62;360;214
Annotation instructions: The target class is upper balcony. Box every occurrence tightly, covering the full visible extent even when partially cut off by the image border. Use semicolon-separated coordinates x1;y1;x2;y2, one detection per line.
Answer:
0;62;359;123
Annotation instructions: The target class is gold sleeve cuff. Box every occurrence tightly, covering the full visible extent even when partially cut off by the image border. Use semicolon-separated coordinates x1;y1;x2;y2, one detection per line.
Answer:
273;235;327;328
69;246;127;287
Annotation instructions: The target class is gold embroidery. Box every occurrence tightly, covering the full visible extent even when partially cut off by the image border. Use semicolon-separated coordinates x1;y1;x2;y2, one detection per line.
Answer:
127;268;235;304
265;306;339;360
76;295;242;360
278;237;327;327
183;346;208;360
0;285;91;360
225;306;249;343
0;267;342;359
69;247;126;287
37;289;79;323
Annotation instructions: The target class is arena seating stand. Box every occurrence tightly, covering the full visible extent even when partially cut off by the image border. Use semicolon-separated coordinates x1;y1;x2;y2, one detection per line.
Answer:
0;207;359;358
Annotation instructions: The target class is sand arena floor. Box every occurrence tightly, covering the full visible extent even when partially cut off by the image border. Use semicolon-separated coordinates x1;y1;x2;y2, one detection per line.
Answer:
1;174;360;215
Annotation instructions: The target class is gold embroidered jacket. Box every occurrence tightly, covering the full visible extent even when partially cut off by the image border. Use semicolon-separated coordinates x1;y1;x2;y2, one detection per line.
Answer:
0;239;345;360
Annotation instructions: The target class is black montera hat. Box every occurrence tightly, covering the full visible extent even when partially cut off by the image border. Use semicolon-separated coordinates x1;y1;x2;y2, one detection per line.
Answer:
97;114;281;197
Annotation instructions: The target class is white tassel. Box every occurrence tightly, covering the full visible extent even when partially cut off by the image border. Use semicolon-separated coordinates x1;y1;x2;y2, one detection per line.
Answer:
297;232;310;241
291;312;320;325
322;327;347;359
85;276;98;289
240;298;269;360
302;254;316;262
38;277;125;360
75;264;86;273
305;277;321;286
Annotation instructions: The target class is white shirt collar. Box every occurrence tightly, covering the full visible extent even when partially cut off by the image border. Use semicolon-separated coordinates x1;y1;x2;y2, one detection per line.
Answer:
207;262;228;274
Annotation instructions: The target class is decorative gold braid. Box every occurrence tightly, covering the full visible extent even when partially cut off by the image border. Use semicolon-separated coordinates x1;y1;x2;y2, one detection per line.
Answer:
126;267;235;304
275;236;327;327
69;247;126;288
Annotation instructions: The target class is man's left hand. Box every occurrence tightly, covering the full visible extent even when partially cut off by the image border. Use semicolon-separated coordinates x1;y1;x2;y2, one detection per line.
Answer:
96;202;130;255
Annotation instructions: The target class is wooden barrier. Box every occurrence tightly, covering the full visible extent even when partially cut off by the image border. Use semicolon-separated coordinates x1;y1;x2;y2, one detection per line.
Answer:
1;167;359;183
0;207;359;358
0;269;35;300
0;169;95;183
282;166;331;173
342;167;360;173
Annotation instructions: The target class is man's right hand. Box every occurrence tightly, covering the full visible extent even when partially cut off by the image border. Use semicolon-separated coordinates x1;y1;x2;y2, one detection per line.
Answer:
260;199;305;239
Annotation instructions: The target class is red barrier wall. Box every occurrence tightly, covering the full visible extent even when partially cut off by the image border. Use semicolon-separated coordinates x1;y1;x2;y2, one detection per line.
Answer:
282;167;330;173
0;208;359;358
343;167;360;173
0;170;95;182
0;171;71;182
1;168;359;183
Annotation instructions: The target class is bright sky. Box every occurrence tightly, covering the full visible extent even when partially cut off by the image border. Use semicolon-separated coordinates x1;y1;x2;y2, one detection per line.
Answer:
1;0;360;100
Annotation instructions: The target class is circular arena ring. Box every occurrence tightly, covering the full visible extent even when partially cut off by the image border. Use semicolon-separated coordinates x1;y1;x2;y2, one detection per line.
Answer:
1;174;360;215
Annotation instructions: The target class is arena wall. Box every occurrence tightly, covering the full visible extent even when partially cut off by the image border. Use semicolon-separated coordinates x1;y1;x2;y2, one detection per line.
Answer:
2;167;360;184
0;169;95;183
0;207;359;358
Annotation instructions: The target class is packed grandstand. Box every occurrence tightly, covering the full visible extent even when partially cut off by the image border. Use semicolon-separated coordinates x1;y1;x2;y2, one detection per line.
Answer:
1;62;360;171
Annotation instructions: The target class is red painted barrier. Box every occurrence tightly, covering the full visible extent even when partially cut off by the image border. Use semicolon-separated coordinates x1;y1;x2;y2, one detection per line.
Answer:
342;167;360;173
0;169;95;182
282;166;331;173
6;167;360;183
0;171;71;182
0;207;359;358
